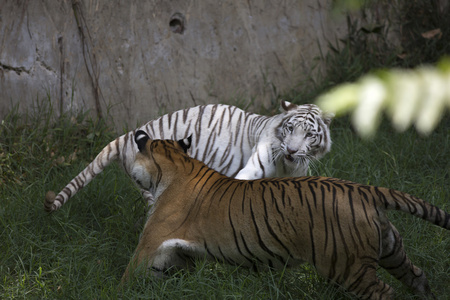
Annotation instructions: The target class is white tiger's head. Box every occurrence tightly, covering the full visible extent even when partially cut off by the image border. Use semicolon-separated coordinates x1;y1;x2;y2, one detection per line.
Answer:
276;101;333;169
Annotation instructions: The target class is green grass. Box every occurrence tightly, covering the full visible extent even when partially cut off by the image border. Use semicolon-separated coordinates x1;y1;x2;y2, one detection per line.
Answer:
1;97;448;300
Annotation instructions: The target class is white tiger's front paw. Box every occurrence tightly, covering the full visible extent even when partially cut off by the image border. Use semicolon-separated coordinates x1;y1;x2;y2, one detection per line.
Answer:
235;170;262;180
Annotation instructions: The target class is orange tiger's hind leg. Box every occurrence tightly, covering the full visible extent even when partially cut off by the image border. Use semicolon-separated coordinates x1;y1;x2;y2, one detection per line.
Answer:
379;222;435;299
315;255;394;299
340;264;394;300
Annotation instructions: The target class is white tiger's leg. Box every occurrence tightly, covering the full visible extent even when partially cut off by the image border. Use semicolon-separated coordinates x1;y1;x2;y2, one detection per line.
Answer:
235;144;276;180
379;222;435;298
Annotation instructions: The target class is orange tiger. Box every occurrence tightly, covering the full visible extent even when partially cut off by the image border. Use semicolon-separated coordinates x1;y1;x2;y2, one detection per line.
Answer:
53;131;448;299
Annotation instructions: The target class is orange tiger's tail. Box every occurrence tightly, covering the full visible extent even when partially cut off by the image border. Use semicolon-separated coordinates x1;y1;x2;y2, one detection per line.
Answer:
378;187;450;230
44;135;126;212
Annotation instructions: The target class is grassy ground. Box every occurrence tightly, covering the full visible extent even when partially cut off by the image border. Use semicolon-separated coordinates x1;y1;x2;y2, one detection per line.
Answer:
1;97;448;300
1;2;449;298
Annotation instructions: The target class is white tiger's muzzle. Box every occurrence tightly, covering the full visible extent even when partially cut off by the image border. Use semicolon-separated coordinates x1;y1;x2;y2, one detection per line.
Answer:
283;152;308;164
283;145;307;163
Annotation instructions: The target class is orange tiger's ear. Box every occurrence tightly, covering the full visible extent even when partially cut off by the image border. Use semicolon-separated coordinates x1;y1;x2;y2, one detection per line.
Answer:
177;135;192;153
135;130;150;152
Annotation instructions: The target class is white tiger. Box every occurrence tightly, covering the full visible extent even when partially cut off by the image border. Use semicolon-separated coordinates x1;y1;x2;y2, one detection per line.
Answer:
45;100;333;212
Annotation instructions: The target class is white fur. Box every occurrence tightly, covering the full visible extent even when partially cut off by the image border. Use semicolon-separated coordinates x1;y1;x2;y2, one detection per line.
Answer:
150;239;205;276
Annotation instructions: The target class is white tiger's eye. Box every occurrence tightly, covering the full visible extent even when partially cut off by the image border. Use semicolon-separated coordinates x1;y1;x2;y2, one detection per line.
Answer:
305;132;314;138
286;124;294;133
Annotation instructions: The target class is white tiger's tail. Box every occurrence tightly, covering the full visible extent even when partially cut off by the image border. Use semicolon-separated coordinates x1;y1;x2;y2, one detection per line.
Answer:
44;134;127;212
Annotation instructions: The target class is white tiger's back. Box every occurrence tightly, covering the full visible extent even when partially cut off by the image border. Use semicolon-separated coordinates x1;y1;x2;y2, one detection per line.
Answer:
139;104;268;177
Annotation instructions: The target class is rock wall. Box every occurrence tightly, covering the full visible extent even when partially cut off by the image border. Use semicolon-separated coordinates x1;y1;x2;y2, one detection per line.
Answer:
0;0;347;128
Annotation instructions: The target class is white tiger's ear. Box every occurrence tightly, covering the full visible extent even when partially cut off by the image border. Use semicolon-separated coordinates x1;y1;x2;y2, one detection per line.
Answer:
322;112;335;127
135;130;150;152
177;135;192;153
280;100;297;112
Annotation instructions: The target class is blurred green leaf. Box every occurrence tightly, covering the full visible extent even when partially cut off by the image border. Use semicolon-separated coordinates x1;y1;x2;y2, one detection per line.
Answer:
316;57;450;138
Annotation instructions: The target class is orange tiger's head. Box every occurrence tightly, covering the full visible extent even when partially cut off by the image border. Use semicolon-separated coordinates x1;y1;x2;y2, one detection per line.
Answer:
131;130;192;193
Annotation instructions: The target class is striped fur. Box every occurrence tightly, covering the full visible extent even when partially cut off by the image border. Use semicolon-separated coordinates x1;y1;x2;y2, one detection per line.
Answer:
45;101;333;212
122;132;449;299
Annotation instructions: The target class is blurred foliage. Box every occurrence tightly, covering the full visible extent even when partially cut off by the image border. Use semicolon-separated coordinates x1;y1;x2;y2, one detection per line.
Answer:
316;58;450;137
312;0;450;138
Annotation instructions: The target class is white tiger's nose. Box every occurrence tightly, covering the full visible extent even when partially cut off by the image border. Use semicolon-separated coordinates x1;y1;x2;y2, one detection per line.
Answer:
287;147;297;154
